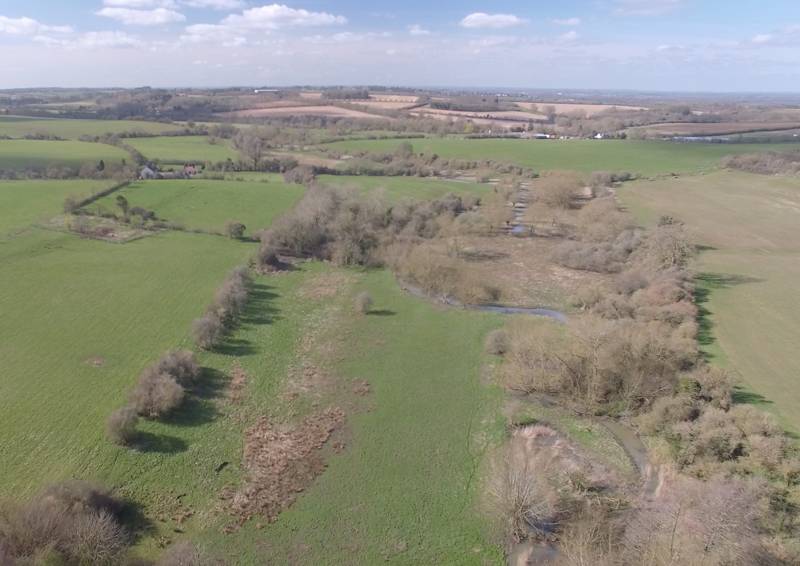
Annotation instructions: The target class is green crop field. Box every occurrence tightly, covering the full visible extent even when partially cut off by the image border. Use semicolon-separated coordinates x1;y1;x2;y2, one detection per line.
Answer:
317;174;490;200
0;139;129;170
0;179;113;235
619;171;800;431
85;178;305;234
126;136;238;163
0;229;253;502
322;138;798;176
0;116;183;139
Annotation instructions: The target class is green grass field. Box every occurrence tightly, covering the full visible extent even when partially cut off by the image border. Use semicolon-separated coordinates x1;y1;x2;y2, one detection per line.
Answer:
619;171;800;430
0;179;113;235
126;136;237;163
85;178;305;234
317;174;490;200
0;116;183;139
322;138;798;176
0;229;253;501
0;139;129;170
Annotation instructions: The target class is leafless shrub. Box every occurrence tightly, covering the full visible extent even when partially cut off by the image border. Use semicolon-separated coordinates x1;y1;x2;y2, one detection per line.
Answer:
487;436;560;547
537;171;585;209
633;220;695;270
192;313;223;350
485;329;510;355
576;198;633;243
106;406;139;445
155;350;200;387
354;291;373;314
224;221;246;239
129;368;185;418
552;229;644;273
0;481;128;565
622;475;771;565
722;150;800;175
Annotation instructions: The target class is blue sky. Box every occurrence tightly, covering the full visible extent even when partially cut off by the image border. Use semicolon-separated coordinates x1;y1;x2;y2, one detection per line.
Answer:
2;1;800;90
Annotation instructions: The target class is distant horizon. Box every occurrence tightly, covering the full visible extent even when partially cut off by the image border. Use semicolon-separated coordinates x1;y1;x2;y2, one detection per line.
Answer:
4;85;800;99
2;1;800;92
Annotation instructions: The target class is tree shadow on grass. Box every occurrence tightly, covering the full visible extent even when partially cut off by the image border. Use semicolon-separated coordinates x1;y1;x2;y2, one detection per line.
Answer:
163;396;219;427
732;386;774;407
368;309;396;316
240;282;281;326
694;272;763;359
119;498;156;544
133;431;188;454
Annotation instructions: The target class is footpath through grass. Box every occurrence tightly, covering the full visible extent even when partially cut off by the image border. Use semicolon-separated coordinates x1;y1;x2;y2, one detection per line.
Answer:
323;138;799;176
619;170;800;431
86;178;305;234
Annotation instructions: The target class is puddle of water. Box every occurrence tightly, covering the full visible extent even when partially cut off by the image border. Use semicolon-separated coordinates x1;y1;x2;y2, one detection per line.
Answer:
470;304;567;323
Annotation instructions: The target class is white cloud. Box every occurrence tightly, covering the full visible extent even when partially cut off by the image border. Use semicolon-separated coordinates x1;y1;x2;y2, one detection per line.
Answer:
751;34;773;45
553;17;581;26
614;0;683;16
0;15;72;36
460;12;526;30
409;24;430;36
96;7;186;26
222;4;347;30
103;0;177;7
559;30;579;42
35;31;143;49
181;0;244;9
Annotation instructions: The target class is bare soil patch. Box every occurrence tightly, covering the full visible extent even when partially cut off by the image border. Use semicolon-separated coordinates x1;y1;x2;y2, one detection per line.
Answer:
297;271;356;301
84;356;105;367
633;121;800;136
516;102;647;116
221;105;385;120
228;361;248;404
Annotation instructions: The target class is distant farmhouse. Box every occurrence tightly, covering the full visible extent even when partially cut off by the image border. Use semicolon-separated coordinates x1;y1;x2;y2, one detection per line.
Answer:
139;163;199;180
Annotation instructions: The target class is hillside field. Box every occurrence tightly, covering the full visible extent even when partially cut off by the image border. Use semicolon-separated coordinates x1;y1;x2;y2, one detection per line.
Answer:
126;136;238;163
0;116;183;139
85;178;305;234
619;171;800;430
0;179;113;235
0;139;129;170
322;138;799;176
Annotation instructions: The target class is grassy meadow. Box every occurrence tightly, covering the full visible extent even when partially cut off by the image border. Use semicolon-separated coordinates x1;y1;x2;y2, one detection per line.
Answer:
85;178;305;234
126;135;237;163
0;116;183;139
0;179;113;235
317;174;490;200
323;138;799;176
0;139;129;170
619;171;800;430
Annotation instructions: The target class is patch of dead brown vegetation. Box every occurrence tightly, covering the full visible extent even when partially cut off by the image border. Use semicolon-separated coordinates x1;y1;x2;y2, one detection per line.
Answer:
224;407;346;527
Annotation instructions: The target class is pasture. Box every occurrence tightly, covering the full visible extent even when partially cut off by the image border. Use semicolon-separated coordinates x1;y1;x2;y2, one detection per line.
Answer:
317;174;489;200
0;179;113;235
322;138;799;176
126;135;238;164
0;139;129;170
177;267;507;564
619;171;800;430
85;178;305;234
0;116;183;139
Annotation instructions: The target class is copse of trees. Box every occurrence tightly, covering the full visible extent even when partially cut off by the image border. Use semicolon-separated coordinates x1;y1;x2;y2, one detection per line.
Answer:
0;481;130;565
